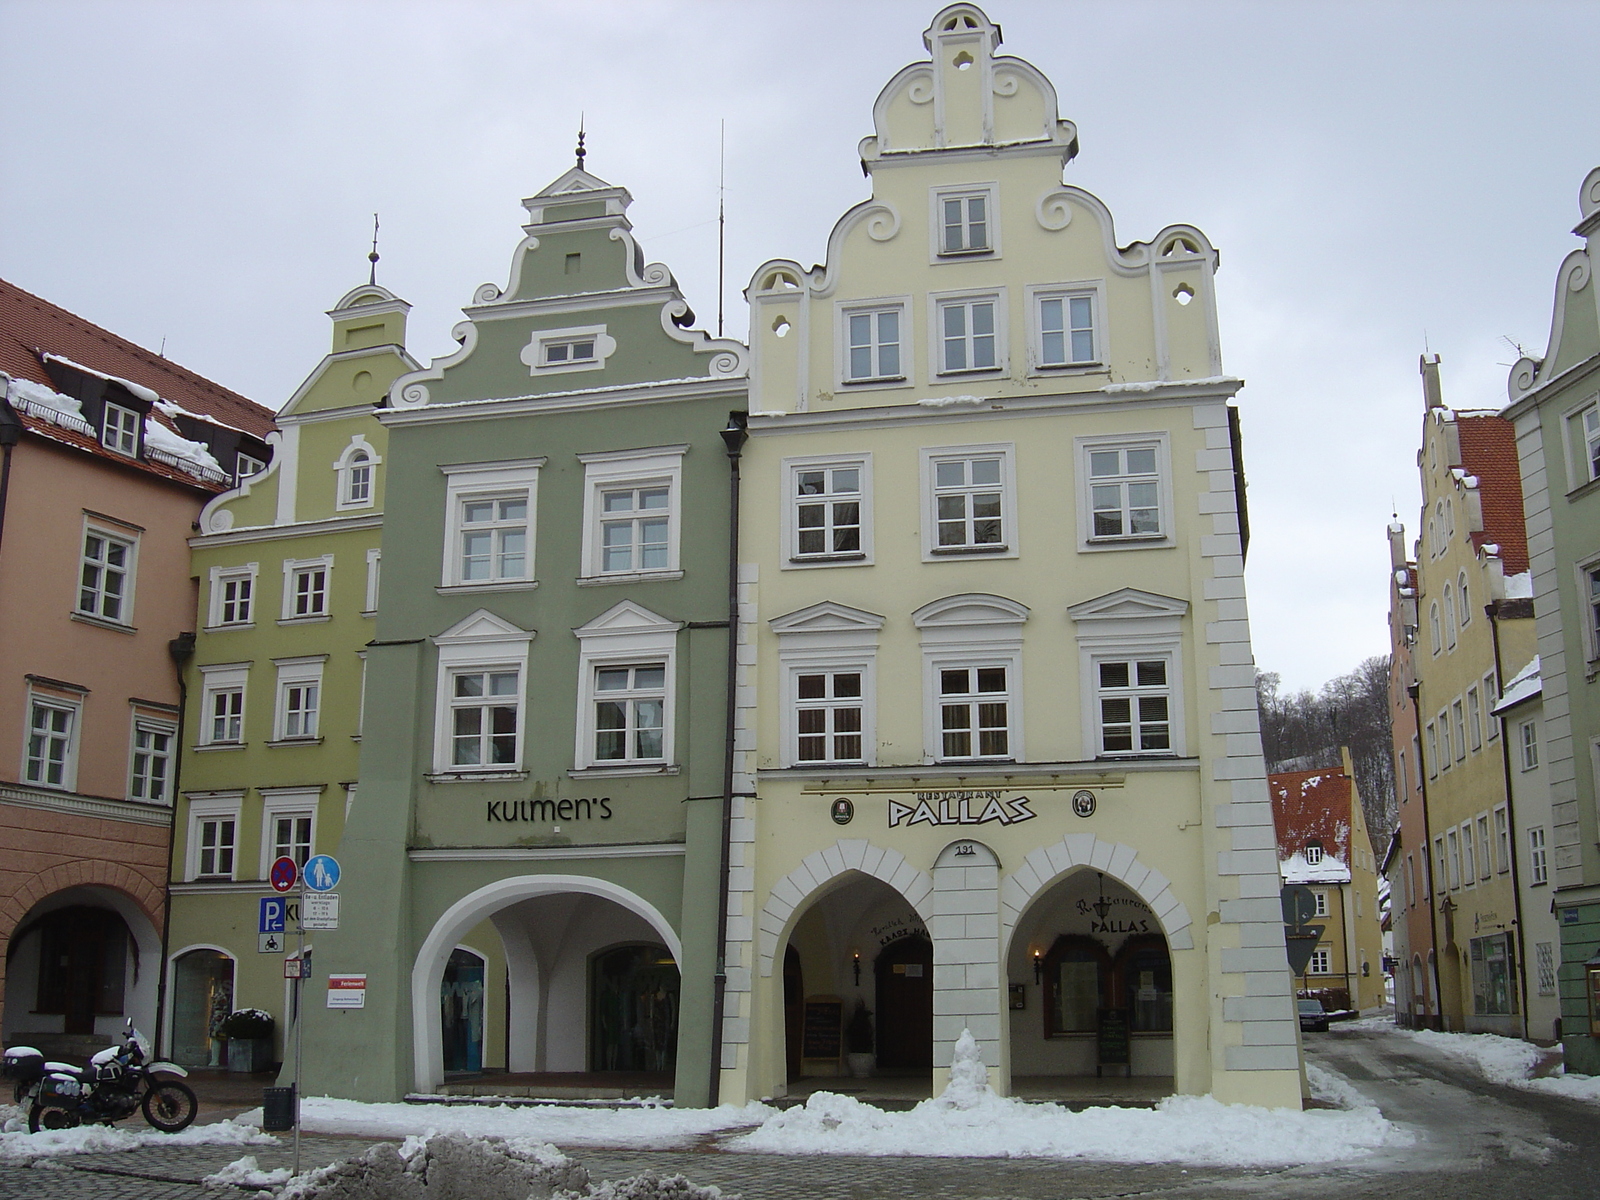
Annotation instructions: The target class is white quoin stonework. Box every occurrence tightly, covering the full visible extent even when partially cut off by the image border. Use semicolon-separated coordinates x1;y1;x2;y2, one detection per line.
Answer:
930;840;1002;1072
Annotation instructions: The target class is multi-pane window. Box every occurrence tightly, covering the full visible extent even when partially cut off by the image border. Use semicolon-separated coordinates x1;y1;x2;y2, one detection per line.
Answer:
1453;700;1467;761
216;572;252;625
235;452;266;481
273;814;314;867
345;451;372;505
793;466;862;559
1088;446;1160;539
208;687;244;743
938;298;997;372
1589;565;1600;659
288;564;328;618
1467;687;1483;750
1529;827;1548;885
544;337;596;366
102;403;139;455
460;499;528;582
195;816;235;878
1477;815;1492;880
795;671;863;763
1305;842;1324;866
1576;404;1600;484
1434;837;1447;897
1461;823;1477;886
938;666;1009;759
846;309;902;381
25;701;74;787
1308;948;1331;975
1096;659;1171;754
593;665;666;762
1484;672;1500;739
600;487;670;573
1425;723;1439;777
1458;572;1470;626
1313;890;1329;917
1447;828;1461;890
1438;711;1453;768
1038;294;1096;366
1520;721;1539;770
932;455;1003;549
79;530;132;622
1495;807;1511;874
129;724;172;803
940;194;988;254
280;681;319;739
450;670;519;767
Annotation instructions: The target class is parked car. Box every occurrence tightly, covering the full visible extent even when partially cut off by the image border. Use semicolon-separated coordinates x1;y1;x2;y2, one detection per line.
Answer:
1298;999;1330;1032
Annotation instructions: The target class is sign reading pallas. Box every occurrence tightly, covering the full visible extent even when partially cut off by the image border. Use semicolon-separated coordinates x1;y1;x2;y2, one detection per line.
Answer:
882;790;1038;828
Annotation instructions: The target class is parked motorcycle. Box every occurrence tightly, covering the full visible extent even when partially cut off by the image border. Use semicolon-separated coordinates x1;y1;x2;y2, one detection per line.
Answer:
3;1018;197;1133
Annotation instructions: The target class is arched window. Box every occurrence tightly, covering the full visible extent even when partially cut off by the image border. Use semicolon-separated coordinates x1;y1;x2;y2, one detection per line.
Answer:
1458;571;1470;626
1430;602;1441;654
333;437;382;511
1445;498;1455;536
1444;585;1456;649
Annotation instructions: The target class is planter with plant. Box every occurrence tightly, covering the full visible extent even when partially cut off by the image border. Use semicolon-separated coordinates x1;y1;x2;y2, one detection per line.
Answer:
216;1008;275;1074
845;1000;875;1078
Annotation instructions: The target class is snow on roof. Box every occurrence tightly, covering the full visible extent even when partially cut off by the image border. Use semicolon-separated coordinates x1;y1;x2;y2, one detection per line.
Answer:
1504;571;1533;599
44;352;161;404
1492;656;1542;715
1102;375;1239;394
1269;767;1356;884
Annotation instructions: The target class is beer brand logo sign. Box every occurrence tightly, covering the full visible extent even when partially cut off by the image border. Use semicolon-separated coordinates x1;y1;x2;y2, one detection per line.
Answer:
886;790;1036;828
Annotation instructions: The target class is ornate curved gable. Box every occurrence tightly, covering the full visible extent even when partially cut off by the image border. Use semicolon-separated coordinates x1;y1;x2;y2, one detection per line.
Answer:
1509;166;1600;402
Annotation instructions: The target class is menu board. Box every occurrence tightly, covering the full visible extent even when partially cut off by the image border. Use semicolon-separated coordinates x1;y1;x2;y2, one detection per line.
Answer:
1097;1008;1131;1067
802;998;843;1059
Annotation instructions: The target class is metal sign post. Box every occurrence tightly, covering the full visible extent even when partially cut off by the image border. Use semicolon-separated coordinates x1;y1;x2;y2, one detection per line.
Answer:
293;864;304;1177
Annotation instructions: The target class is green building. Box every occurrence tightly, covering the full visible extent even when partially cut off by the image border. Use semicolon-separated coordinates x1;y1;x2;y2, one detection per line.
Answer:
1504;165;1600;1071
166;284;418;1069
296;164;748;1104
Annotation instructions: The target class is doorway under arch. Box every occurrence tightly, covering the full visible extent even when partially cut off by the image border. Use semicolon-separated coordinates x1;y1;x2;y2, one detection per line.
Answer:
590;943;679;1074
441;947;486;1074
170;948;234;1067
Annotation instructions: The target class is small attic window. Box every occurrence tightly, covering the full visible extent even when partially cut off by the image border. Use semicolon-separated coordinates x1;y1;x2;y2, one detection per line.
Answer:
545;338;596;366
1305;840;1324;865
102;402;140;456
236;452;266;483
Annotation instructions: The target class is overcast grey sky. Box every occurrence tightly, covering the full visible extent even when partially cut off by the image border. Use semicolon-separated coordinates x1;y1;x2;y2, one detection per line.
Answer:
2;0;1594;692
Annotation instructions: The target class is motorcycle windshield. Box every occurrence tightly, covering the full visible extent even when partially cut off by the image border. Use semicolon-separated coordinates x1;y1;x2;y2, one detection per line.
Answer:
131;1029;152;1061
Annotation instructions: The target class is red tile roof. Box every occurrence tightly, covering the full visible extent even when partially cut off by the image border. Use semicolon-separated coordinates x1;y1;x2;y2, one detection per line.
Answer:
1456;415;1528;575
2;277;274;490
1269;767;1353;866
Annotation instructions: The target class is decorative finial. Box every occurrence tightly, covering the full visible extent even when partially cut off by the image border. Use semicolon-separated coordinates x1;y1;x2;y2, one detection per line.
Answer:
367;213;381;286
576;113;586;170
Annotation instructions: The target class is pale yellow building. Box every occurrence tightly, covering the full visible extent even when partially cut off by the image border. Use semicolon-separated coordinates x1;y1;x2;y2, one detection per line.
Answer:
713;5;1301;1108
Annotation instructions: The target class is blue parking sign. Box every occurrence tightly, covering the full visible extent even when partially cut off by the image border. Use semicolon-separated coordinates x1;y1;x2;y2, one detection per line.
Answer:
259;897;287;935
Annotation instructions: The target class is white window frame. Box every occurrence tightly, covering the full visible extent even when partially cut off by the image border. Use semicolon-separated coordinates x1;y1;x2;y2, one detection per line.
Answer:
197;663;249;747
207;563;259;629
770;601;885;770
1438;709;1452;770
837;298;911;387
929;289;1006;377
1426;722;1438;777
333;435;381;512
430;610;534;777
185;794;241;881
1090;655;1177;757
1494;805;1511;874
577;447;685;583
363;548;381;616
1529;826;1548;885
440;459;543;591
1069;589;1188;761
1447;828;1461;890
1476;814;1491;880
1429;603;1441;655
235;451;266;482
1027;281;1107;373
1520;719;1539;770
23;688;82;791
1561;395;1600;491
1461;821;1477;887
1444;584;1457;649
520;323;616;376
919;443;1018;561
127;714;176;804
1075;433;1174;551
914;593;1029;765
281;555;333;622
1308;947;1331;975
929;183;999;259
77;518;138;626
1484;671;1500;739
782;453;873;568
1467;685;1483;751
272;656;326;743
1458;571;1470;627
1452;699;1467;761
572;601;680;773
102;401;140;455
259;787;320;875
1582;558;1600;662
1313;890;1329;917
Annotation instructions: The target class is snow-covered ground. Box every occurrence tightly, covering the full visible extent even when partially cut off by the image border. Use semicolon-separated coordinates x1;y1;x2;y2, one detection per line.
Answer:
235;1032;1409;1168
1369;1021;1600;1103
0;1110;271;1161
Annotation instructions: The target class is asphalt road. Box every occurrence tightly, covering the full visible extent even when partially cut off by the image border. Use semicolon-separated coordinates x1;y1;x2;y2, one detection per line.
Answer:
1;1025;1596;1199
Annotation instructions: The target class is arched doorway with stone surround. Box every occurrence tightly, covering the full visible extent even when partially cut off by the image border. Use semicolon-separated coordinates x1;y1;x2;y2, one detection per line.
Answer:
999;833;1196;1099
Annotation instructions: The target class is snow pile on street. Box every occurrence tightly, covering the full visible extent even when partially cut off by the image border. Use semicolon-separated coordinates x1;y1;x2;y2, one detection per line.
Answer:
0;1116;272;1161
204;1154;292;1189
275;1132;589;1200
1398;1026;1600;1103
259;1096;776;1150
562;1172;734;1200
731;1030;1409;1165
0;1104;26;1133
1305;1062;1372;1111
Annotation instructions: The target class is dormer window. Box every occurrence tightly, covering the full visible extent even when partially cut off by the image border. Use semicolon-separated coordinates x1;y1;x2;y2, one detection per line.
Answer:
346;451;372;504
1305;841;1324;865
236;452;266;483
102;402;140;456
333;436;381;511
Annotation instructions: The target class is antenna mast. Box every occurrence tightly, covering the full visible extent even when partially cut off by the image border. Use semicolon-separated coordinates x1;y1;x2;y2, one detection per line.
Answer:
368;214;380;286
717;120;726;338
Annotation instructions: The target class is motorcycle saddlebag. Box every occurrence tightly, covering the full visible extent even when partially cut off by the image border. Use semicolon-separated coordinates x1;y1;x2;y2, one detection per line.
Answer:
1;1048;44;1082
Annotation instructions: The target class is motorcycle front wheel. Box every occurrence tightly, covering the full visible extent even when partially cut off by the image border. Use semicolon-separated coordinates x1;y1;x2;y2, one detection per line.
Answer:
141;1079;197;1133
27;1102;81;1133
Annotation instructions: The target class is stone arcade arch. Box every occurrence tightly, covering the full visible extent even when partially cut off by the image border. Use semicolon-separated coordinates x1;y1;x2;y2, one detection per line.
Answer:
411;875;681;1093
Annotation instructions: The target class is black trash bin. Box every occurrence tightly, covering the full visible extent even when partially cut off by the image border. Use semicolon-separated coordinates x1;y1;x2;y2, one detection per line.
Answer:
262;1085;296;1132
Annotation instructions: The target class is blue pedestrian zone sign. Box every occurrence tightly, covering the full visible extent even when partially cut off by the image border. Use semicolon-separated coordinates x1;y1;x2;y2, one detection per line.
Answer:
259;897;287;934
304;854;341;892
